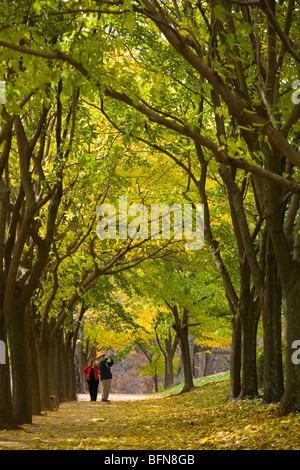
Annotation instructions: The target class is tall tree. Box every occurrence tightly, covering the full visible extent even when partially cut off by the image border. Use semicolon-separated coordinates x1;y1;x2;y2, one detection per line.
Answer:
0;78;75;425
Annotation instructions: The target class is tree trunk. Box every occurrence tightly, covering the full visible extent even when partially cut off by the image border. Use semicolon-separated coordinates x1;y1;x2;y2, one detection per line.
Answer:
49;337;59;401
174;307;194;393
164;355;173;389
63;332;77;401
163;329;177;389
277;275;300;416
262;234;284;403
164;351;175;389
0;310;14;429
263;146;300;415
67;345;77;401
57;332;67;402
37;338;51;411
179;337;194;393
74;322;88;394
230;312;241;399
152;370;159;392
239;304;259;399
58;335;76;402
218;163;264;400
195;142;241;398
26;312;42;415
238;260;260;399
9;301;32;425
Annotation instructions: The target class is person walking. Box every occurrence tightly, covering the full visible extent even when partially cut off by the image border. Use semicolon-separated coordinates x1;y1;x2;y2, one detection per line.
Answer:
83;359;100;401
99;354;114;402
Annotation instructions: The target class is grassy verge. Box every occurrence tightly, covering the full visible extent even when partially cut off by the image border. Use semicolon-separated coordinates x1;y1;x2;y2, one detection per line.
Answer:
158;371;230;396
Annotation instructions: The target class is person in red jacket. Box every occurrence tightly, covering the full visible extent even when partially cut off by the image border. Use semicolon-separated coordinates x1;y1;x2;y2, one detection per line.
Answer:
83;359;100;401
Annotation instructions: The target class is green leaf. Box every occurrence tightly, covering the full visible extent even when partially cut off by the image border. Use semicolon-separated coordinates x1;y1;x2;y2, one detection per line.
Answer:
124;14;135;33
213;5;227;22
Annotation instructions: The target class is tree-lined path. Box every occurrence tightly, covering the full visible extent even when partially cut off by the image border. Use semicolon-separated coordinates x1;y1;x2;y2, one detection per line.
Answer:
1;0;300;435
0;379;299;450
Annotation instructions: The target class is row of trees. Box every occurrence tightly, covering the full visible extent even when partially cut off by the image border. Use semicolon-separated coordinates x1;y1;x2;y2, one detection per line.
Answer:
0;0;300;427
0;45;181;427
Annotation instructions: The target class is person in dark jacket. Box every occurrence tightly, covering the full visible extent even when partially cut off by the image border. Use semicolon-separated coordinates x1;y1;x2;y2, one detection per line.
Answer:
83;359;100;401
99;354;114;402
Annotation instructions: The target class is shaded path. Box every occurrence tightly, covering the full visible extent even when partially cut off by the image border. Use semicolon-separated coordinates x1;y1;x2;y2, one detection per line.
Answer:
1;381;298;450
0;384;226;451
78;393;158;402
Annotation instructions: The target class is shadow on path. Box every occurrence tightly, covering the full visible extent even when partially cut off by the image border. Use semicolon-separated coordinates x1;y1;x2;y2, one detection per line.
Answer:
77;393;159;402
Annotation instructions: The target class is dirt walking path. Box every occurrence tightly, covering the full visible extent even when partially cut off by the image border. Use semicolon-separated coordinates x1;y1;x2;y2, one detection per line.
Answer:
0;393;174;451
78;393;157;402
1;381;299;451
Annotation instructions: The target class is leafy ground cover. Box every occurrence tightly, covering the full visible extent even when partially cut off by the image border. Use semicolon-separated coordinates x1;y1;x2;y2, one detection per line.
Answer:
0;374;299;450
